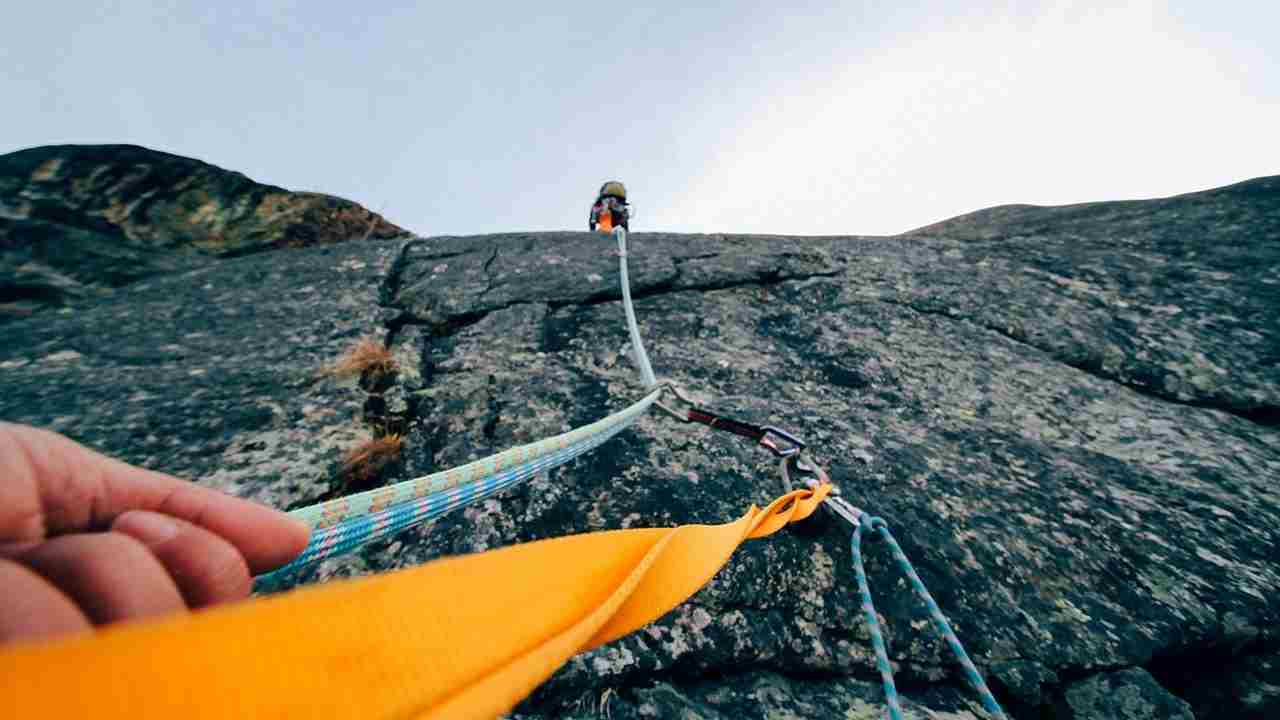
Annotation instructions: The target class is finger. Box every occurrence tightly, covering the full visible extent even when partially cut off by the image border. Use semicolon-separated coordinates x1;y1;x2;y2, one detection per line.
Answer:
18;532;185;625
0;422;310;573
127;474;311;575
0;559;90;643
112;511;251;607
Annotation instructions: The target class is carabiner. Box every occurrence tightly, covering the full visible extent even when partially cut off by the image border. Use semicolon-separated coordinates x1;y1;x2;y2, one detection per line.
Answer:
759;426;805;458
781;453;863;528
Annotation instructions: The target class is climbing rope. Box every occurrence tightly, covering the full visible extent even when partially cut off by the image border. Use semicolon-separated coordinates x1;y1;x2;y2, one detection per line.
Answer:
852;513;1009;720
254;388;660;590
257;227;669;589
615;227;657;387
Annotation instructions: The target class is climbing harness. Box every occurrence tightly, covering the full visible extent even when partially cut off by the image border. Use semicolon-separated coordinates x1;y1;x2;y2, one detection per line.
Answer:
1;226;1009;720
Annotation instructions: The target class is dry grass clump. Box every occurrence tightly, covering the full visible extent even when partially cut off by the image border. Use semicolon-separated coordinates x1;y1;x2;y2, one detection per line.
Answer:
327;335;396;380
337;433;403;493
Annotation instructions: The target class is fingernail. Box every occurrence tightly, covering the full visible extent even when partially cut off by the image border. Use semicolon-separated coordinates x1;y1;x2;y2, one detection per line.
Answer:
117;511;180;545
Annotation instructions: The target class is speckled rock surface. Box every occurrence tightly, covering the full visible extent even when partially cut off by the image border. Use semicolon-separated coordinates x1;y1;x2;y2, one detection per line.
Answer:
903;175;1280;425
512;669;986;720
0;243;404;512
2;176;1277;719
0;144;407;318
1060;668;1193;720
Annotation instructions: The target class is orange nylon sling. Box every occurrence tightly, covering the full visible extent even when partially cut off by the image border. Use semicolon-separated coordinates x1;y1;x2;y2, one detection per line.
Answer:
0;484;830;720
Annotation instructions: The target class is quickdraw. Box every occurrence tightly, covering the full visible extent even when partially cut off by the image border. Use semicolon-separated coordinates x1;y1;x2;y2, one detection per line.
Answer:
654;381;806;458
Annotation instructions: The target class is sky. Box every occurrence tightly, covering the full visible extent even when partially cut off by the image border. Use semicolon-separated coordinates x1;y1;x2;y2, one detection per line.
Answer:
4;1;1277;237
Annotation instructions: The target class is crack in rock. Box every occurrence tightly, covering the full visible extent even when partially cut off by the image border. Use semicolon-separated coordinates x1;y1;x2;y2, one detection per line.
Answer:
880;296;1279;429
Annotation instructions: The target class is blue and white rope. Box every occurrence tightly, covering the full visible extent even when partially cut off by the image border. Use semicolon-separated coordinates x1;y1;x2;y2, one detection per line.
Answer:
852;513;1008;720
255;229;662;592
254;391;659;591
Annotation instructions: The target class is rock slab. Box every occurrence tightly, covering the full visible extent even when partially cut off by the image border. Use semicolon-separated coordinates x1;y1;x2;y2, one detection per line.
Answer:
2;174;1278;719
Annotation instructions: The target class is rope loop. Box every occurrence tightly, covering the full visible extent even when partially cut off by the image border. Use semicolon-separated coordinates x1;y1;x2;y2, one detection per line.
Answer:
851;516;1008;720
858;511;889;534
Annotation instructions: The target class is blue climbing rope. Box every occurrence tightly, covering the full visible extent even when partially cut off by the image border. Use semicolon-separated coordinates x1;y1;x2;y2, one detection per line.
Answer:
851;512;1008;720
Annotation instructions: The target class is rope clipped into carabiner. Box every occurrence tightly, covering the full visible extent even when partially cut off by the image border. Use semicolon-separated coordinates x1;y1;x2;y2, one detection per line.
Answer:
852;513;1008;720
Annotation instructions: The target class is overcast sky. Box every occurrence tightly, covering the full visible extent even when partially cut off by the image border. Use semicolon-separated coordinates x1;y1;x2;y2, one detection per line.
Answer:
4;1;1277;236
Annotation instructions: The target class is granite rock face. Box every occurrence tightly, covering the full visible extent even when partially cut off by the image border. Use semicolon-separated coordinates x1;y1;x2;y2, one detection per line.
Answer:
0;144;407;319
1059;668;1194;720
906;176;1280;426
2;175;1278;719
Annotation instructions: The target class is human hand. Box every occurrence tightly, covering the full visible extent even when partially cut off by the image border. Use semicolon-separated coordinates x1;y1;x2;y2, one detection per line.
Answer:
0;422;309;644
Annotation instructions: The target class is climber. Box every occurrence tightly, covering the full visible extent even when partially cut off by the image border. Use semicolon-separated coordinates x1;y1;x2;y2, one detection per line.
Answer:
589;180;630;232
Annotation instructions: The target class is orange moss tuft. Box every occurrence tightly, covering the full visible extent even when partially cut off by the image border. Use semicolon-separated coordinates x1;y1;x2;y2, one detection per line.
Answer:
337;434;403;493
327;335;396;380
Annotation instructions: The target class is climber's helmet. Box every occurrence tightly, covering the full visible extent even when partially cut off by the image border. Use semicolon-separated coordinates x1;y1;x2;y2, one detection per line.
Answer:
598;181;626;202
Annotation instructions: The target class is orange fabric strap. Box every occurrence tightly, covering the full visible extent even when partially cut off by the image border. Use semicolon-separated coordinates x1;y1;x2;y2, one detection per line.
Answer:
1;484;830;720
